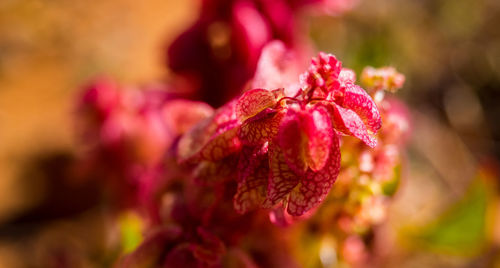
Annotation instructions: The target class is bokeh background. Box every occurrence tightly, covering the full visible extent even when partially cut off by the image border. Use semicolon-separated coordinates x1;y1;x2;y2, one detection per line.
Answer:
0;0;499;267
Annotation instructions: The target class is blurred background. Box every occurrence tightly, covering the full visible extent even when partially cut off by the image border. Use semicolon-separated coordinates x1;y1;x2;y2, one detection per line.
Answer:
0;0;499;267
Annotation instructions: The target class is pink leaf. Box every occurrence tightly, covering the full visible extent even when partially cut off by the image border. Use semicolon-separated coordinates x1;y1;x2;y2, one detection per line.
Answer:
328;103;377;148
338;83;381;133
233;153;269;214
277;109;308;174
287;134;340;216
238;108;284;145
237;144;269;183
236;89;277;121
198;120;242;161
177;101;239;162
264;143;300;207
303;105;333;171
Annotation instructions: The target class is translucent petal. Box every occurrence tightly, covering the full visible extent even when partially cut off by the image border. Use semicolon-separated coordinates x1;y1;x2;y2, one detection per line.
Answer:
340;83;382;133
287;134;340;216
328;103;377;148
238;108;284;145
233;154;269;214
277;109;308;174
198;120;242;161
303;105;333;171
265;143;300;207
236;88;277;121
177;101;239;162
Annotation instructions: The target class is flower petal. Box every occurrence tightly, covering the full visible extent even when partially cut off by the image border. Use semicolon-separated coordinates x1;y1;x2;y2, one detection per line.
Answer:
238;108;284;145
265;143;300;207
237;144;269;183
177;101;239;162
198;120;242;161
236;88;277;121
233;154;269;214
277;109;308;174
339;83;382;133
303;105;333;171
328;103;377;148
287;134;340;216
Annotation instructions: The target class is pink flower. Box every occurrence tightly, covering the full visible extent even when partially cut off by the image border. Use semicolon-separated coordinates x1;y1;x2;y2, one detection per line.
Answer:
178;51;382;216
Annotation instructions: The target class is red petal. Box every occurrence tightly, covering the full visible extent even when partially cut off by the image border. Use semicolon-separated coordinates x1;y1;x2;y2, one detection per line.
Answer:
198;120;242;161
238;108;284;145
234;154;269;214
264;143;300;207
237;144;269;183
339;83;381;133
328;103;377;148
303;105;333;171
177;101;239;162
236;88;277;121
287;134;341;216
277;109;308;174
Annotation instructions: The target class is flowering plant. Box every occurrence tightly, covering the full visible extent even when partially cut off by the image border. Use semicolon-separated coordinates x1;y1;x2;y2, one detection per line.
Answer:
74;0;410;266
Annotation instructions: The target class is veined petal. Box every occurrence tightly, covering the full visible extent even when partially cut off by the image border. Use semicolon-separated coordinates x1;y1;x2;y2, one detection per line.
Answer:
277;109;308;174
238;108;284;145
339;83;381;133
198;120;242;161
287;134;341;216
265;143;300;207
303;105;333;171
328;103;377;148
177;101;238;162
233;155;269;214
237;144;268;183
236;89;277;121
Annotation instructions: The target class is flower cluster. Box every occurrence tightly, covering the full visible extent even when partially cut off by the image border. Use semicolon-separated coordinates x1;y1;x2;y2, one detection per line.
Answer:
290;66;409;266
75;50;409;267
177;50;382;217
71;1;410;266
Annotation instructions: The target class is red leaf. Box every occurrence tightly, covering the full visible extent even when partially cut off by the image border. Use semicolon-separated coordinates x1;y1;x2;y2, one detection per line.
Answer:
238;108;284;145
303;105;333;171
163;100;214;136
177;101;240;162
198;120;242;161
339;83;381;133
237;144;268;183
277;109;308;174
233;154;269;214
277;106;333;172
328;103;377;148
287;134;341;216
236;89;277;121
264;143;300;207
